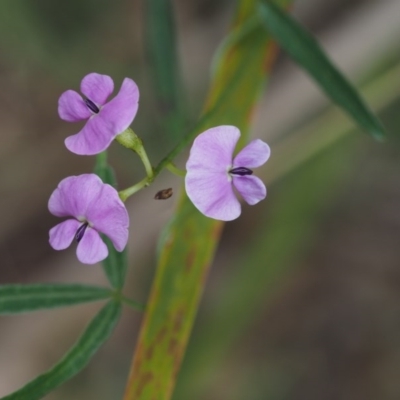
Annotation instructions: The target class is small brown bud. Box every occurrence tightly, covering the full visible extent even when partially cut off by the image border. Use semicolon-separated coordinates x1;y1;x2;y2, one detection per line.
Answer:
154;188;173;200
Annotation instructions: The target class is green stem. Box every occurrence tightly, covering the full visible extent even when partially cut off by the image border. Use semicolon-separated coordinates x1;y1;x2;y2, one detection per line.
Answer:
166;162;186;177
119;176;150;202
116;58;256;201
116;128;154;180
137;145;154;179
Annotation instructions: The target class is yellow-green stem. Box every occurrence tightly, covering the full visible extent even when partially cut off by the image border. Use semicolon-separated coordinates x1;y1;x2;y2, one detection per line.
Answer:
166;162;186;177
119;176;150;202
116;128;154;180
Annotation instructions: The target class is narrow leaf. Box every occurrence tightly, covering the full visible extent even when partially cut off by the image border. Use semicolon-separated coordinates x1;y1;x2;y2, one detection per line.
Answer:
0;284;112;314
1;300;121;400
145;0;185;139
123;1;292;399
258;0;385;140
94;152;128;289
101;235;128;290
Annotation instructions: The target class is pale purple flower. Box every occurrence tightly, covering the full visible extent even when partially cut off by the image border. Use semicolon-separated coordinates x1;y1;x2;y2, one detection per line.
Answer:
48;174;129;265
58;73;139;155
185;125;270;221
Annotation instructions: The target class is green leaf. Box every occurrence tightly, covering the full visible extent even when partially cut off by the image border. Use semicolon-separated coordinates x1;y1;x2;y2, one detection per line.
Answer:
94;152;128;290
258;0;385;140
174;132;359;400
101;235;128;290
0;284;112;314
94;151;117;188
122;1;292;399
145;0;185;139
1;300;121;400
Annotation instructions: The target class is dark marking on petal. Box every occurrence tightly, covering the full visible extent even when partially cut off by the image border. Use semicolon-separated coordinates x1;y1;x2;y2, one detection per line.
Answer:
75;222;89;242
84;98;100;114
229;166;253;176
154;188;173;200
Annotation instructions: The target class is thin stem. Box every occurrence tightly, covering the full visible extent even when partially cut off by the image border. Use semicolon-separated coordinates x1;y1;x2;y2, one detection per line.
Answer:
119;176;149;202
135;145;154;179
166;162;186;177
116;64;247;202
116;128;154;179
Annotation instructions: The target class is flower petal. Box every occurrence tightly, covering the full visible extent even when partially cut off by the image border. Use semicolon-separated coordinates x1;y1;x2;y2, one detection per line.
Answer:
48;174;103;218
233;139;271;168
65;78;139;155
100;78;139;135
186;126;240;173
76;228;108;264
185;170;241;221
86;183;129;251
58;90;91;122
233;175;267;205
64;113;115;155
49;219;80;250
80;73;114;106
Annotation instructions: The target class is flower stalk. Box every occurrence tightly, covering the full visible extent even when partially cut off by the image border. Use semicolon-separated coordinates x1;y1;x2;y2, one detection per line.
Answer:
116;128;154;180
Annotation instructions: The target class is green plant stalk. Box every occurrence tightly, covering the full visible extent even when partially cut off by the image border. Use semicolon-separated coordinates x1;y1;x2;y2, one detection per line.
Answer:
166;162;186;177
122;1;292;399
117;128;154;180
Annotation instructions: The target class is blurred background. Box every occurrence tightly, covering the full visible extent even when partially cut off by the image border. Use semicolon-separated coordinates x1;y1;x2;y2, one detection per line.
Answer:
0;0;400;399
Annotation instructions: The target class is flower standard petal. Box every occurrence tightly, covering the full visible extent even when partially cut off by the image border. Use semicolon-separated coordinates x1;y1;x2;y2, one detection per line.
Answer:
186;126;243;220
76;228;108;264
80;73;114;106
233;139;271;168
49;219;81;250
86;184;129;251
233;175;267;205
187;126;240;172
48;174;103;218
186;169;241;221
58;90;91;122
100;78;139;136
64;113;116;155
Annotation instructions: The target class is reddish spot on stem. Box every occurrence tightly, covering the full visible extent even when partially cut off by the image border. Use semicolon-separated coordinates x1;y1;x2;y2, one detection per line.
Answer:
185;248;196;273
168;338;179;356
134;371;154;398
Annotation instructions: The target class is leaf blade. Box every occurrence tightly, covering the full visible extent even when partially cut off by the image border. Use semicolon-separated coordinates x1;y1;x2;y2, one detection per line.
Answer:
145;0;185;139
0;284;112;314
258;0;385;140
123;1;292;399
1;300;121;400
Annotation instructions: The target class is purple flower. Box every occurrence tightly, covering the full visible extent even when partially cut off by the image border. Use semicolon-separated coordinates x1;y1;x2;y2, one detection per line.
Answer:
48;174;129;264
58;73;139;155
185;125;270;221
